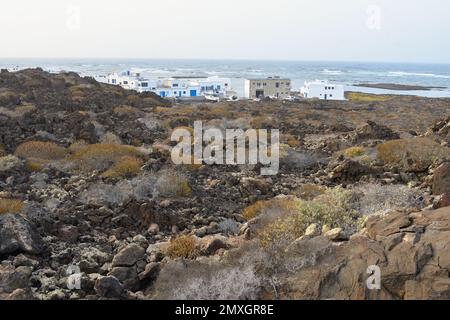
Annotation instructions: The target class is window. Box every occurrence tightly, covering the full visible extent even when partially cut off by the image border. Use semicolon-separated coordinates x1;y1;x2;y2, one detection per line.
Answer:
183;91;186;94
257;82;261;87
332;87;335;90
123;81;128;85
263;83;267;86
141;82;148;87
275;82;280;88
111;79;116;84
286;82;290;86
174;91;177;95
173;84;179;87
330;94;333;97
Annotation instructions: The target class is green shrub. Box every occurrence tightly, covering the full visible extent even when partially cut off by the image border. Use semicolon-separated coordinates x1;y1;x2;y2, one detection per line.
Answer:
258;187;361;247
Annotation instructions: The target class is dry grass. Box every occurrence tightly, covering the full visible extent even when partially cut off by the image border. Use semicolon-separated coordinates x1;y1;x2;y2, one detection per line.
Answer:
250;116;273;129
292;184;327;201
242;197;298;221
25;159;45;172
101;156;143;178
167;235;199;259
282;134;301;148
344;146;365;158
377;138;448;171
15;141;66;160
346;92;392;102
0;199;23;215
155;174;193;198
69;143;143;172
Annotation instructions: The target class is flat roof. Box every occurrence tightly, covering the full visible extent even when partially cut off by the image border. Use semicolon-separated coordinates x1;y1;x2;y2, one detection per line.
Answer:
247;77;291;81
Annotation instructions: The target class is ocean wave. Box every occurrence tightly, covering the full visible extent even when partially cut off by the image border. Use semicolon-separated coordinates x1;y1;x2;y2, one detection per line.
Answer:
321;69;343;75
388;71;450;79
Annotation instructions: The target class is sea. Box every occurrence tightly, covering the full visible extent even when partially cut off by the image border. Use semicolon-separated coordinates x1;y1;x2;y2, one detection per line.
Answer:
1;58;450;98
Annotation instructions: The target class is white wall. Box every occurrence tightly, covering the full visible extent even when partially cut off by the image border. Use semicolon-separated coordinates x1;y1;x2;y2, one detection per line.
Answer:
302;83;345;100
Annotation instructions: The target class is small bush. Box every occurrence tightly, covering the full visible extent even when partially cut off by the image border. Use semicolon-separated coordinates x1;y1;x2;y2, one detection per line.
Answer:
250;116;273;129
344;146;365;158
25;159;45;172
0;145;5;157
218;219;240;235
155;173;192;198
0;199;23;215
292;184;327;201
69;143;142;172
258;187;360;247
100;132;122;145
242;197;298;221
351;183;424;216
15;141;66;160
377;138;448;171
282;134;301;148
101;156;143;179
167;235;199;259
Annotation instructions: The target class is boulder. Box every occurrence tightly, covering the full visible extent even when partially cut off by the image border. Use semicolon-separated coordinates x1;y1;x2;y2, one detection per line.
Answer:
199;235;229;256
0;264;32;294
433;162;450;199
94;276;124;299
0;155;23;172
112;243;145;267
0;214;44;256
304;224;321;238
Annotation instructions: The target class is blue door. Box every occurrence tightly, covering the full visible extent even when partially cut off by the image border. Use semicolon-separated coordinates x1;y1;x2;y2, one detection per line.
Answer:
160;91;166;98
190;90;197;97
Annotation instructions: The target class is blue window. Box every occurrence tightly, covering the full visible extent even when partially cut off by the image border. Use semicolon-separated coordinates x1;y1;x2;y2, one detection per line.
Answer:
190;90;197;97
160;91;166;97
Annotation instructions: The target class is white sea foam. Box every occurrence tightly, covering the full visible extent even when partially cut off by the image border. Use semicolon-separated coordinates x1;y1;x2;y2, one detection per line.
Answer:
388;71;450;79
321;69;343;75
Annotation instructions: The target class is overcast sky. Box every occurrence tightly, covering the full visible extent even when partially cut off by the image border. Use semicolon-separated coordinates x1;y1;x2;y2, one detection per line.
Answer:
1;0;449;63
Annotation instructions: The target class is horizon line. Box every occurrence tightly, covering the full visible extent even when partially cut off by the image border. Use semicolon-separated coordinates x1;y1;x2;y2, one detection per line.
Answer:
1;57;450;65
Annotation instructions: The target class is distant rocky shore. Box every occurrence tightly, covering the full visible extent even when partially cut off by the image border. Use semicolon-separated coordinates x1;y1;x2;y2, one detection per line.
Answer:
0;68;449;300
354;83;447;91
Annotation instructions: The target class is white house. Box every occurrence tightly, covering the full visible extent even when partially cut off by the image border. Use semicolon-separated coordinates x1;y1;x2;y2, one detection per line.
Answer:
106;71;159;93
300;80;345;100
104;71;232;99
